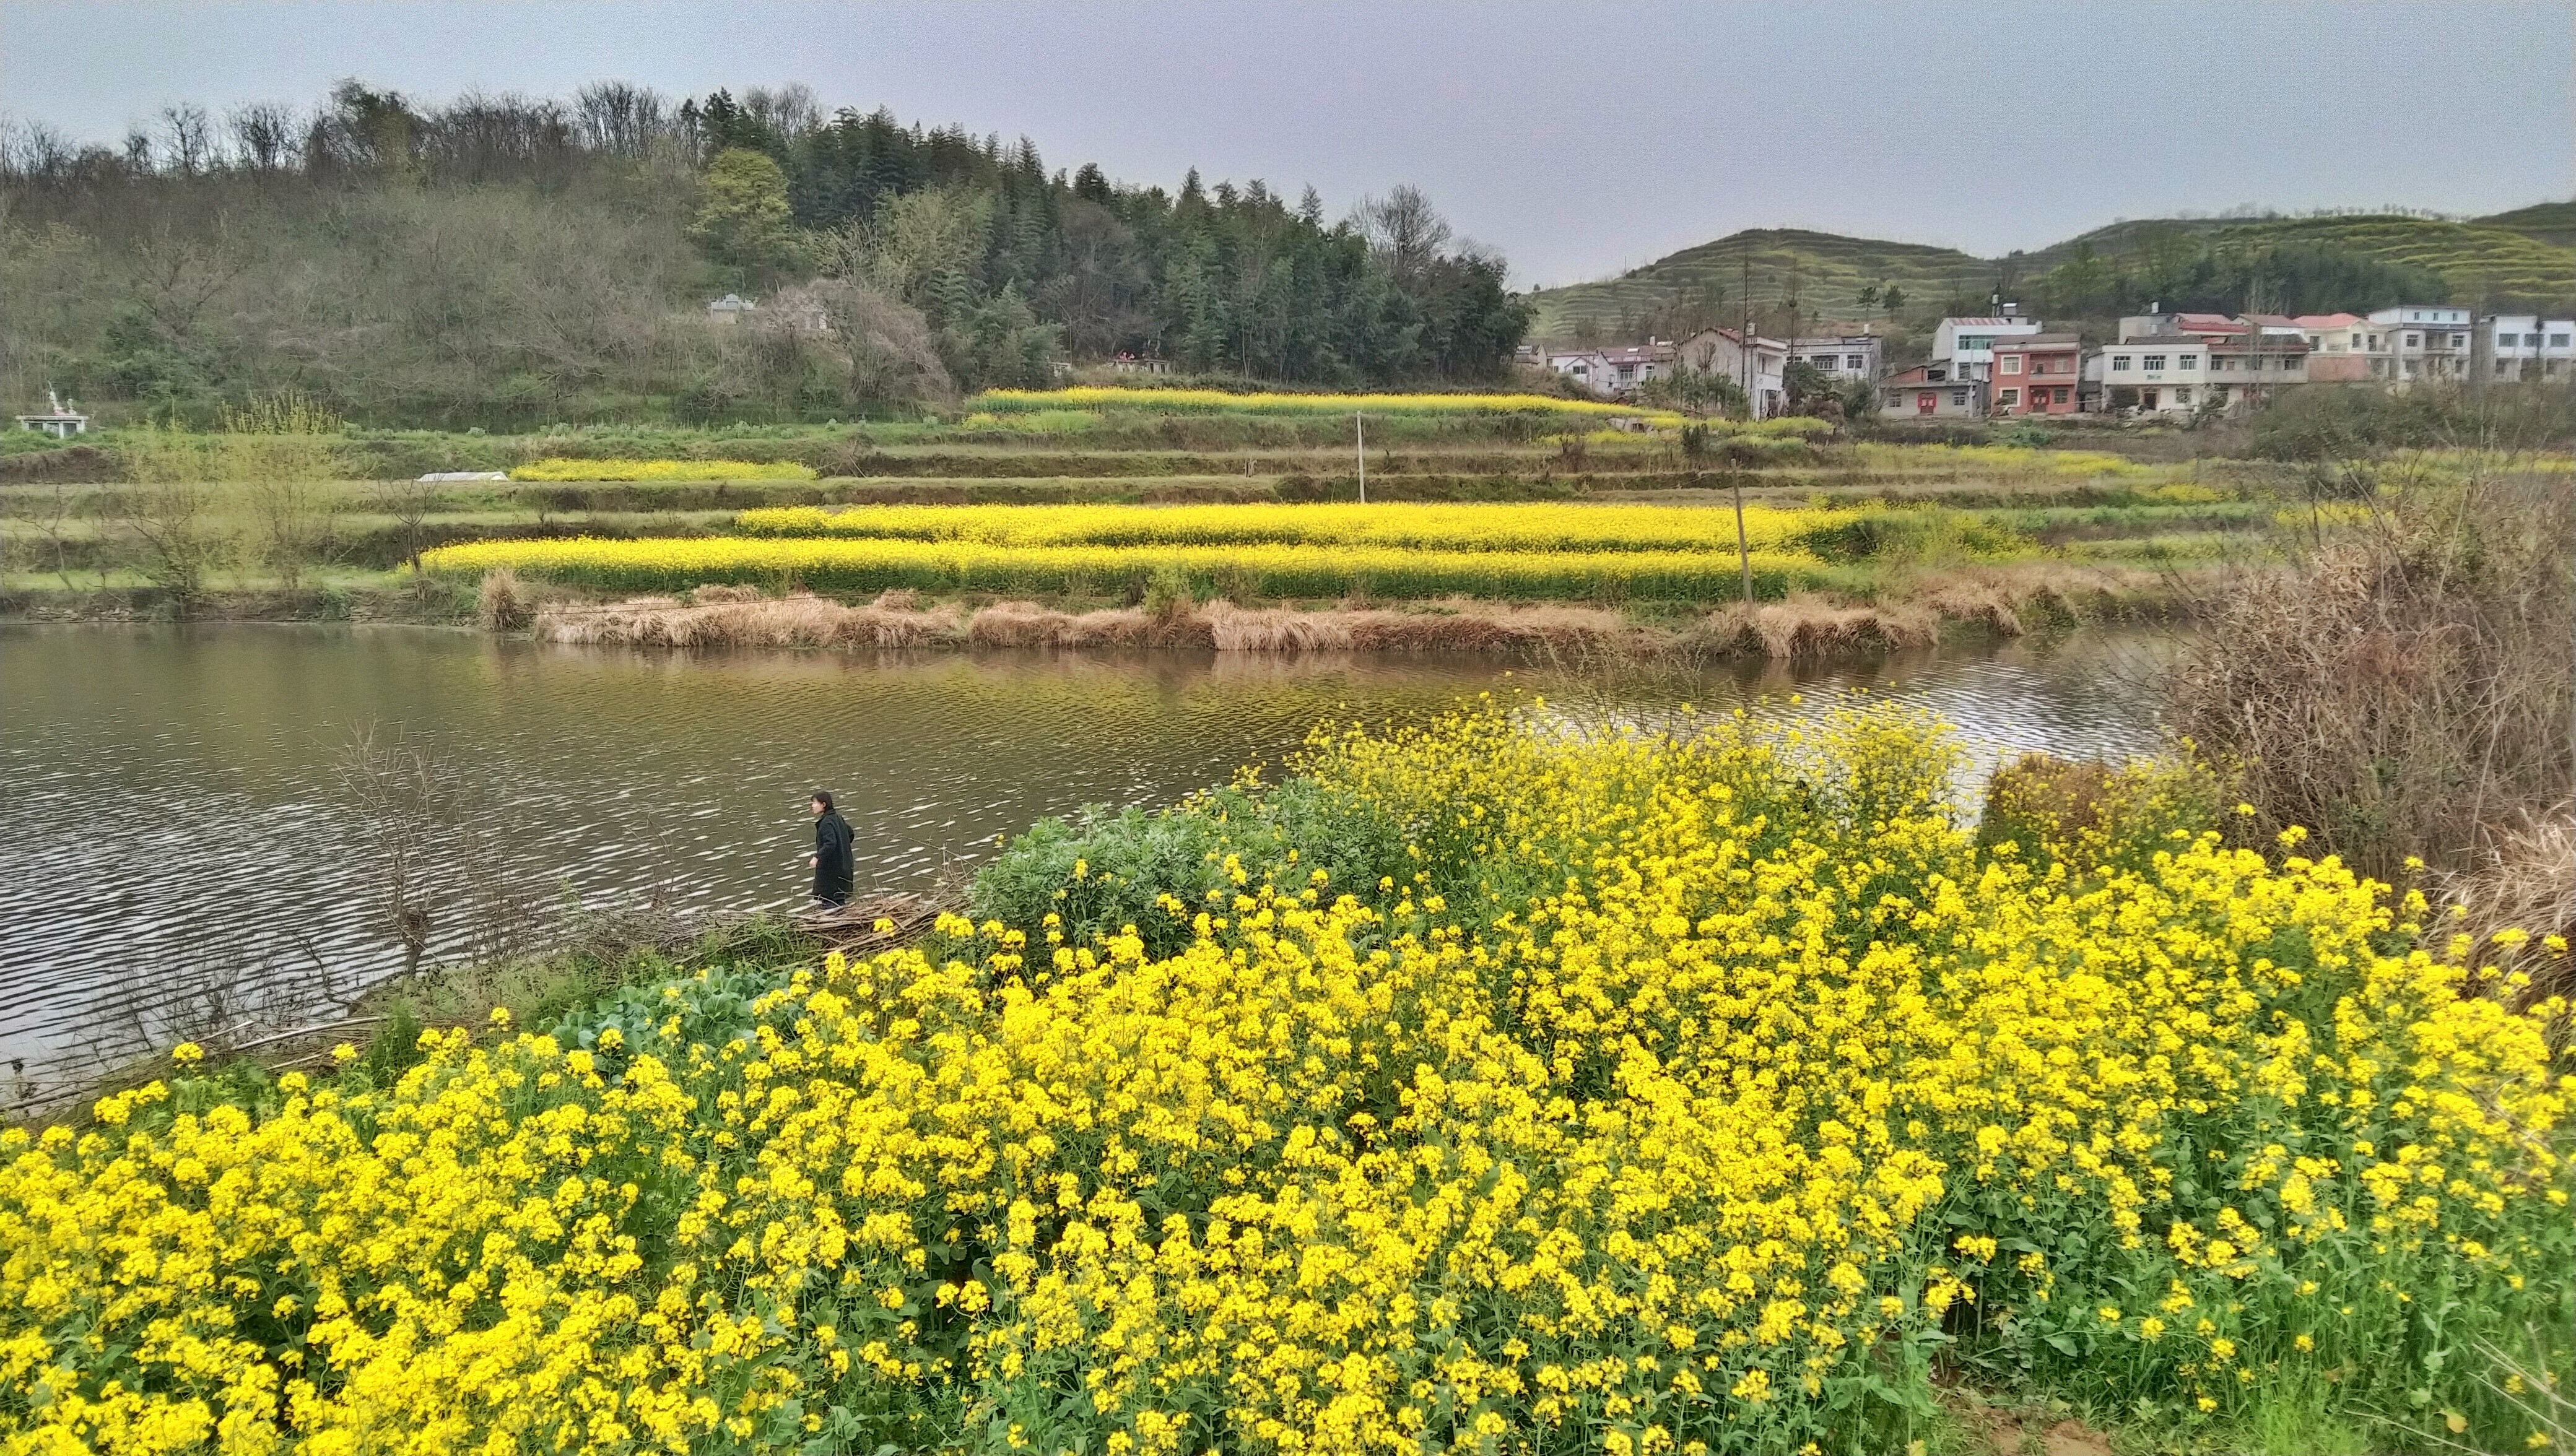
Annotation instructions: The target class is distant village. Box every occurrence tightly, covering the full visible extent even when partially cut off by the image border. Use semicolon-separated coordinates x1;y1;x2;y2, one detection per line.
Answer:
1523;305;2576;421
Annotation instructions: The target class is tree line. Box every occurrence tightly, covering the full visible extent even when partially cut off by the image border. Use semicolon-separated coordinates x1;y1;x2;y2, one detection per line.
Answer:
0;80;1525;427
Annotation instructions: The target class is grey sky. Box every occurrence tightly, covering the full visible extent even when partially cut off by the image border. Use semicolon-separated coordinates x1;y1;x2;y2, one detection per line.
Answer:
4;1;2567;287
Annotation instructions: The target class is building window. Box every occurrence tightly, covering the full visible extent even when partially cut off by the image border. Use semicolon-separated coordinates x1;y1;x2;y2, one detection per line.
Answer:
1999;388;2021;406
2406;334;2421;348
2552;334;2571;348
2001;355;2022;373
2450;334;2465;347
2142;354;2167;370
2111;355;2132;371
1951;390;1969;407
2178;354;2198;369
1847;355;1865;369
2052;387;2070;405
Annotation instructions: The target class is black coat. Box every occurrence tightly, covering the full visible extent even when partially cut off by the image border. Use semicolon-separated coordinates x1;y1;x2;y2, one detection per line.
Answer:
812;810;855;900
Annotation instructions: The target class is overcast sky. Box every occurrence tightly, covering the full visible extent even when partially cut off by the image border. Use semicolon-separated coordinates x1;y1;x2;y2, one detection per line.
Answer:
4;1;2567;287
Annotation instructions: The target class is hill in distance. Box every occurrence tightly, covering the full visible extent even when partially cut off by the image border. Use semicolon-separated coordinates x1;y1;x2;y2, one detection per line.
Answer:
1527;202;2576;343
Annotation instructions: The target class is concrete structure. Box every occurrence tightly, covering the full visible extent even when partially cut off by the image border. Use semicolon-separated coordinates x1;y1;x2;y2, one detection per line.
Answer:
1107;353;1173;375
706;293;755;325
1932;309;2043;381
2486;314;2576;382
2365;305;2473;384
2099;336;2214;415
1989;333;2084;416
2293;313;2376;383
1542;342;1675;397
1786;334;1882;383
14;389;88;439
1878;363;1986;420
1674;327;1788;418
2208;321;2310;405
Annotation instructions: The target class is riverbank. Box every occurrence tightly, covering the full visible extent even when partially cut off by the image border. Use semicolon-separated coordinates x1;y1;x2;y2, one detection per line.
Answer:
515;568;2171;658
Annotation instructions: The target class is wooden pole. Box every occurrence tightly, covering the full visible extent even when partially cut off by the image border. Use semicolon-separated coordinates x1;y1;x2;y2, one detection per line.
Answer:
1732;478;1754;602
1355;412;1365;503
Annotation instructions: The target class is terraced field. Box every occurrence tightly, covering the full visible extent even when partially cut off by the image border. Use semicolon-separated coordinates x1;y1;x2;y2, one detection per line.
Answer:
1530;207;2576;344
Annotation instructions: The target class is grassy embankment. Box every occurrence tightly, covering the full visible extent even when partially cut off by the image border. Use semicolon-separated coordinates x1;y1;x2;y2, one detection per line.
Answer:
0;387;2352;656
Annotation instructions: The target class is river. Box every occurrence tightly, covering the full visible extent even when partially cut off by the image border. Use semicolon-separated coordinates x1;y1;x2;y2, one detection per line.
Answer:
0;622;2169;1085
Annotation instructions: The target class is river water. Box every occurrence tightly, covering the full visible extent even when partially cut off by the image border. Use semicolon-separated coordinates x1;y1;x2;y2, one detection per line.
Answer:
0;623;2169;1081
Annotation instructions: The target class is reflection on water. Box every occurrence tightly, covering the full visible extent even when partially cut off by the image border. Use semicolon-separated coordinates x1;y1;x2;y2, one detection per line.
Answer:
0;623;2169;1068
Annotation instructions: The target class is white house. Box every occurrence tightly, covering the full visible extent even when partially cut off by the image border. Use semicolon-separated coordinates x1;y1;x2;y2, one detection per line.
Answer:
2487;314;2576;382
1932;309;2043;381
1674;327;1788;418
1786;334;1882;383
2364;305;2473;384
1543;348;1611;392
2099;336;2214;415
706;293;756;326
14;388;88;439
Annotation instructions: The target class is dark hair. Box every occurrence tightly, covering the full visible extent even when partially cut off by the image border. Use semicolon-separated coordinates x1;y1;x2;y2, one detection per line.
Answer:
810;789;834;812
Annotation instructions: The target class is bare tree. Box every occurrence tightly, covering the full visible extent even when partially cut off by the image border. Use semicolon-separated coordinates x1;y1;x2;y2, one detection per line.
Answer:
227;102;298;174
370;478;440;579
337;724;450;981
246;477;341;590
572;82;668;157
157;104;215;175
119;479;232;611
11;479;88;591
1359;184;1453;284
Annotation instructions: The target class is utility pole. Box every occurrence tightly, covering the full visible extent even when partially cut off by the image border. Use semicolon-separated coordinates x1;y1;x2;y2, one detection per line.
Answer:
1355;412;1365;503
1739;245;1753;417
1732;477;1754;604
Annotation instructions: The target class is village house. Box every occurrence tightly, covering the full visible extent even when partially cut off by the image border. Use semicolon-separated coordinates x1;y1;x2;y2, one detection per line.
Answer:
2293;313;2377;383
705;293;756;325
1931;307;2042;381
1541;347;1610;392
1988;333;2083;416
2365;305;2473;383
2486;314;2576;381
2098;335;2211;415
1592;340;1676;394
1673;327;1788;418
1786;334;1882;383
1878;363;1985;420
14;388;89;439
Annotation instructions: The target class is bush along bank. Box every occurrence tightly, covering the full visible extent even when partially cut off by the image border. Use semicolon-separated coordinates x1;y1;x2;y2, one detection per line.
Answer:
3;703;2569;1455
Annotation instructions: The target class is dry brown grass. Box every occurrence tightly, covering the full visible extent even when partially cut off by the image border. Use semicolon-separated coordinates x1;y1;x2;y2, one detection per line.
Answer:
2168;469;2574;879
532;591;963;649
518;570;2153;663
2441;814;2576;1006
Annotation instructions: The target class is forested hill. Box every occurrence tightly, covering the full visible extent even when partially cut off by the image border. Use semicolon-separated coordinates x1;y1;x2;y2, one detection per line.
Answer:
0;82;1525;428
1528;204;2576;344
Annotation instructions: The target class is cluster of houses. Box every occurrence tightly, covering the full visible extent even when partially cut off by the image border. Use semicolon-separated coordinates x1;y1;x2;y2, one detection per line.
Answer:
1529;303;2576;422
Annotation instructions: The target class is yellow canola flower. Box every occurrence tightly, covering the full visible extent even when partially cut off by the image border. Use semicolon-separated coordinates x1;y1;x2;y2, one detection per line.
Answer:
729;499;1841;556
1;704;2566;1455
420;532;1831;600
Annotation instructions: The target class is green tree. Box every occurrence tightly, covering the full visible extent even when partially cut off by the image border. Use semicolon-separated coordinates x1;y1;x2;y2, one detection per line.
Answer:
690;147;801;286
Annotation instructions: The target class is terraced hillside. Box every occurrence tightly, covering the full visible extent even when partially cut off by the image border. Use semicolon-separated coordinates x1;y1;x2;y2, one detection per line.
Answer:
2017;214;2576;306
1523;228;1994;344
2479;199;2576;250
1531;206;2576;344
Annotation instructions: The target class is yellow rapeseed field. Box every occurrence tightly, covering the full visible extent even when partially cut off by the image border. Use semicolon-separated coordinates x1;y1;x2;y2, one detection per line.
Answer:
420;532;1834;600
729;501;1834;555
3;705;2567;1455
508;458;819;483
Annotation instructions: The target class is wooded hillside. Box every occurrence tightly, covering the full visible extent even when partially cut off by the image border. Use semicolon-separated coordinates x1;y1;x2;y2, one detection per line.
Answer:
0;82;1527;428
